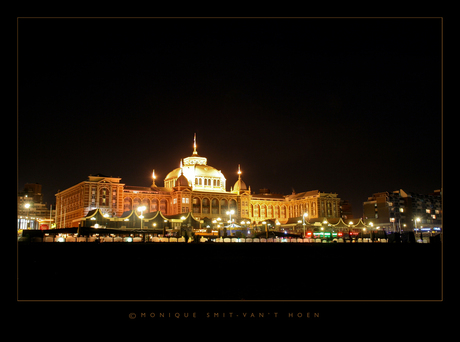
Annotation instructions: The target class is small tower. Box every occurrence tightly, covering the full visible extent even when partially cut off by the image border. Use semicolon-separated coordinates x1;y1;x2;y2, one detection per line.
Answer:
193;133;198;155
232;164;248;194
151;169;157;187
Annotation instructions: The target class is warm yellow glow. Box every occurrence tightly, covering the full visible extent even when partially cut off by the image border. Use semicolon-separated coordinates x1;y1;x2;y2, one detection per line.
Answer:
138;206;146;212
152;169;156;179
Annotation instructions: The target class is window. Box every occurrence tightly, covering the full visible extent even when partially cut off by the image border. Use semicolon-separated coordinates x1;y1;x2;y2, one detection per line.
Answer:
182;198;189;204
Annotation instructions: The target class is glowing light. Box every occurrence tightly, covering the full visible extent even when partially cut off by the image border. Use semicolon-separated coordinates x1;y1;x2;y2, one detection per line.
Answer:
152;169;156;180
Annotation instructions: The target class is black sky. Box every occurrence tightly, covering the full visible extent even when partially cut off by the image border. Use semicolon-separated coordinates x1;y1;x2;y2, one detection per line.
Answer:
17;18;442;217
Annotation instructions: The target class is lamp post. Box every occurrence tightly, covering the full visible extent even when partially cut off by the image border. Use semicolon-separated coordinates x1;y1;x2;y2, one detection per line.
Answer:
137;205;146;242
137;206;146;229
180;216;186;239
302;212;309;238
415;217;421;243
226;210;234;235
24;203;31;229
369;222;373;242
217;217;222;237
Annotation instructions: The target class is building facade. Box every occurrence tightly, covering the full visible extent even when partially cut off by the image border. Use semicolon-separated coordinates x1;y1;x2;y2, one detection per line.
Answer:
363;189;442;232
55;136;341;228
18;183;55;230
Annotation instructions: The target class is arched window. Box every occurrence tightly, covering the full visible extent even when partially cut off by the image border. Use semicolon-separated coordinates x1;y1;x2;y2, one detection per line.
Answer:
160;199;168;214
133;197;141;211
192;197;201;214
142;198;150;212
229;199;237;212
220;199;228;213
151;198;158;212
211;198;219;214
202;198;210;214
260;204;266;218
124;197;132;212
99;187;108;206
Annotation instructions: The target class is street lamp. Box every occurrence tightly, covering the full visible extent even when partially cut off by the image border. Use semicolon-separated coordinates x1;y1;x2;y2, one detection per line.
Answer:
226;210;234;235
137;205;146;242
302;212;309;238
226;210;234;224
415;217;421;243
24;203;31;229
137;205;146;229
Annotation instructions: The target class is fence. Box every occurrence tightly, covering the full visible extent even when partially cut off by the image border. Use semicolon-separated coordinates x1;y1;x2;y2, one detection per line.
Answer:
20;236;391;243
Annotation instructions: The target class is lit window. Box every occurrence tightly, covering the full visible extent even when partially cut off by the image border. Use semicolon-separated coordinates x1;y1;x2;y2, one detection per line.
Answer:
399;208;404;212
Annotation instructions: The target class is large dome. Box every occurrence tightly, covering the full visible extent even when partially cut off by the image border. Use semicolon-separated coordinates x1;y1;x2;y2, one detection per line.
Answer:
163;136;226;192
164;165;223;182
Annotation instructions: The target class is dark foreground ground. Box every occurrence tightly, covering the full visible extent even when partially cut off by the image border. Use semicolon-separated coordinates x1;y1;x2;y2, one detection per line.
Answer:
18;242;442;301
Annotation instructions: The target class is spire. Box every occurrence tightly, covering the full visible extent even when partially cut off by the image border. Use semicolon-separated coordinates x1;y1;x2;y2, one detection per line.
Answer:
193;133;198;155
151;169;156;187
237;164;241;181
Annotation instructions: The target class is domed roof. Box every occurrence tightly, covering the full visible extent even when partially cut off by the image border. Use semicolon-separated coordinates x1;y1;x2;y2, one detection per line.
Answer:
165;165;224;181
176;173;190;187
193;165;224;178
233;178;247;191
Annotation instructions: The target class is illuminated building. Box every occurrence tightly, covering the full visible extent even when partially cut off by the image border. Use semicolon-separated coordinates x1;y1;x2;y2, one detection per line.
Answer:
18;183;55;230
363;189;442;232
55;135;341;228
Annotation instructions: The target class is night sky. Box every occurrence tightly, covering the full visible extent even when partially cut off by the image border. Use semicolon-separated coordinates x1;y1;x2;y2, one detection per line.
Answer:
17;18;442;217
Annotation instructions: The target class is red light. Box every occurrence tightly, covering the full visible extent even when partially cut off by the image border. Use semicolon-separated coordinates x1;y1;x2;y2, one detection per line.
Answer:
338;232;343;237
